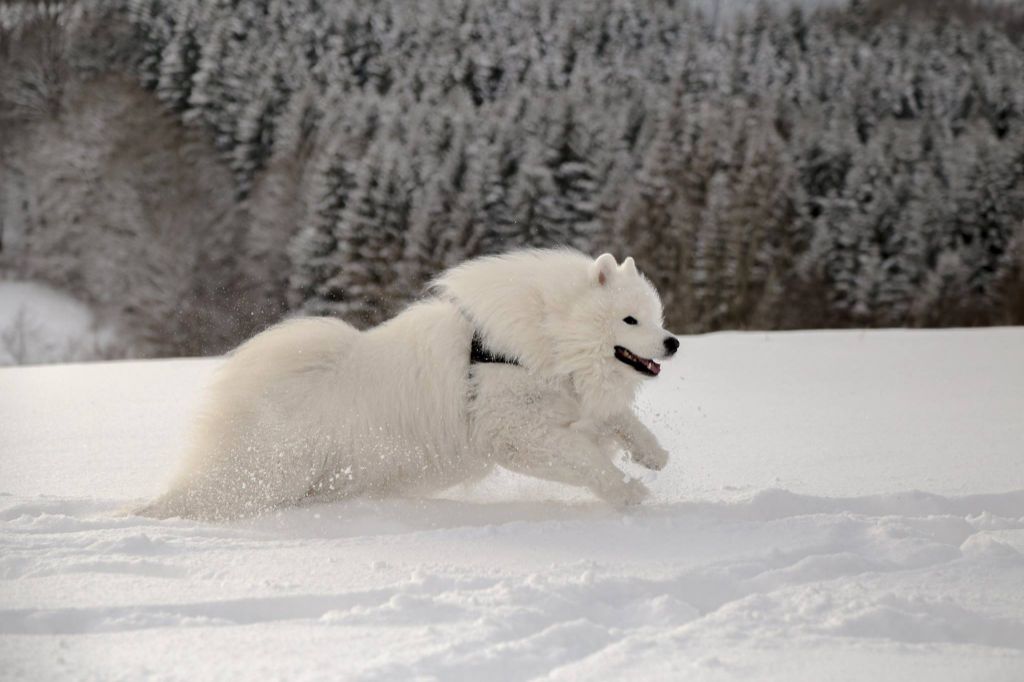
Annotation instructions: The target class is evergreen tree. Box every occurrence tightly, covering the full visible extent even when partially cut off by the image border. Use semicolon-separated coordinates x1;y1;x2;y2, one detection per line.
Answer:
155;2;200;113
725;119;794;328
401;123;474;292
943;132;1024;319
806;129;911;324
690;168;736;330
614;85;690;325
475;104;528;255
286;137;357;315
127;0;178;91
231;51;299;197
329;137;414;327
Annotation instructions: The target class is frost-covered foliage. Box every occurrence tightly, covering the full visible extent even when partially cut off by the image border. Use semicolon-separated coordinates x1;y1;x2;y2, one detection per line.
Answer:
2;0;1023;353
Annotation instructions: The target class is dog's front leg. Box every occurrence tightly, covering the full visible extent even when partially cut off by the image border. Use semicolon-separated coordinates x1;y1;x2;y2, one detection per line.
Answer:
493;427;649;507
612;412;670;471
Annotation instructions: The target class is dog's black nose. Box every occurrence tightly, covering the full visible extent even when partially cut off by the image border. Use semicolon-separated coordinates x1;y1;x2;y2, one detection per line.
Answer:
664;336;679;355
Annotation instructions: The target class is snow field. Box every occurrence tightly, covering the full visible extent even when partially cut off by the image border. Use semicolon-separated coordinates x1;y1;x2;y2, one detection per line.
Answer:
1;328;1023;680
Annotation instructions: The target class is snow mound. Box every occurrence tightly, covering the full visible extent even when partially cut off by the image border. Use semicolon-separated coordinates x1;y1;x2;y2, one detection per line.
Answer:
0;281;119;366
0;492;1022;681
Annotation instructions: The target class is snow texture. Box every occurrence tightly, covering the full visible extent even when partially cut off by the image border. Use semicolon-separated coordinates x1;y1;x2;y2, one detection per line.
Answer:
1;328;1023;680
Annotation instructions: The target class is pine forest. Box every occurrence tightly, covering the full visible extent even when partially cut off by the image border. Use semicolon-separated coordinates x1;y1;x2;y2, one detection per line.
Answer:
1;0;1022;358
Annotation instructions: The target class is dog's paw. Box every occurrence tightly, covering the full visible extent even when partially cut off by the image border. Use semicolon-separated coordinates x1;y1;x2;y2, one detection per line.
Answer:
631;445;669;471
599;478;650;507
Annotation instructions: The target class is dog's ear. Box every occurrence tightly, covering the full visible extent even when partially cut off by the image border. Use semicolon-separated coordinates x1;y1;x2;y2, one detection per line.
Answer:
620;257;638;276
592;253;617;286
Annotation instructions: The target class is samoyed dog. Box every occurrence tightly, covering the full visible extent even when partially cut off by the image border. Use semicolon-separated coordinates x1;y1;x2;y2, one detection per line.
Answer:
139;249;678;520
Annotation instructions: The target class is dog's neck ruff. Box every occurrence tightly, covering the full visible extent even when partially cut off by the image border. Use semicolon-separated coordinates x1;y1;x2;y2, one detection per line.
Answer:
470;330;520;367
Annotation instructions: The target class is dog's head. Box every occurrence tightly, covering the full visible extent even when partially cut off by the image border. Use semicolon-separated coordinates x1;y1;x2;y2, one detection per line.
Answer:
569;253;678;380
434;249;677;393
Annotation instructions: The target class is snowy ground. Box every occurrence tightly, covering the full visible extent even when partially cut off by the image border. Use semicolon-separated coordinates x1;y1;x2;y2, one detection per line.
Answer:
1;328;1023;681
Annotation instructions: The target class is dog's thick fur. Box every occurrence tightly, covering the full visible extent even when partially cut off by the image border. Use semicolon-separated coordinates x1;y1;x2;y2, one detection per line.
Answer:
138;249;677;520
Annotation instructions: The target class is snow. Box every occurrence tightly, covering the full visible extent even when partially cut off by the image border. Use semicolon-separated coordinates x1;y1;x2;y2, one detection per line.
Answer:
1;327;1023;680
0;282;118;367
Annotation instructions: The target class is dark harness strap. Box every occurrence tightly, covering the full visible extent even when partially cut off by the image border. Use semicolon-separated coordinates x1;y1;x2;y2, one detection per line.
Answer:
445;294;521;368
470;330;520;366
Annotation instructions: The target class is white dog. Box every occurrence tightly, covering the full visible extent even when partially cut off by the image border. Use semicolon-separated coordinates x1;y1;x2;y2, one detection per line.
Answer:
138;249;678;520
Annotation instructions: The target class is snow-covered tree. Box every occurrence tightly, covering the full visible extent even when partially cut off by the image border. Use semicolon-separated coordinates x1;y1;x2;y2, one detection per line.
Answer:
286;137;358;316
155;3;200;113
401;122;476;292
328;136;415;327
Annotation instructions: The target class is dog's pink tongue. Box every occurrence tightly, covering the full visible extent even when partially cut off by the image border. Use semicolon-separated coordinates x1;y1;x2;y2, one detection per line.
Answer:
647;359;661;375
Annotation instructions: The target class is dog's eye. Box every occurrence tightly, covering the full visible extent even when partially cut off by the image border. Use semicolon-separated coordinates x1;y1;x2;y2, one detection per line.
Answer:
623;316;638;325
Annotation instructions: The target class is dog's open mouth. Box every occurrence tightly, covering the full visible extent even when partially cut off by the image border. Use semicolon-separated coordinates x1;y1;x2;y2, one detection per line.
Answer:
614;346;661;377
